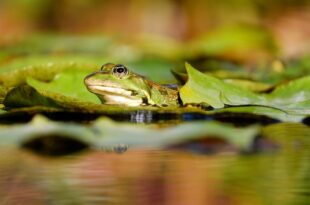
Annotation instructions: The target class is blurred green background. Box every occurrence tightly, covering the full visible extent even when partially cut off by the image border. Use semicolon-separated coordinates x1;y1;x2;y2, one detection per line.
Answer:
0;0;309;63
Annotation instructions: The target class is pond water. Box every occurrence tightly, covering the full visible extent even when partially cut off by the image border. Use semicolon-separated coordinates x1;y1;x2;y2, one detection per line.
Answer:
1;122;310;205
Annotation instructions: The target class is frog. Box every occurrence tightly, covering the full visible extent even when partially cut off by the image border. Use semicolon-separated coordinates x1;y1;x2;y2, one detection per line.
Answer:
84;63;180;107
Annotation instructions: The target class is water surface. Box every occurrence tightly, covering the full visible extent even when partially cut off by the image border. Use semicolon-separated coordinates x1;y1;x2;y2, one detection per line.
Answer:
1;122;310;205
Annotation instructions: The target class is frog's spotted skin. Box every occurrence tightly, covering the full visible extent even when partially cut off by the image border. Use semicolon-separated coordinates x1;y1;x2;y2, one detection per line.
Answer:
84;63;179;107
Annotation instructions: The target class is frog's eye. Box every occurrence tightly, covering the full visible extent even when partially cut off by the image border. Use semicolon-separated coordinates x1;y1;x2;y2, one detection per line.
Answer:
112;64;128;78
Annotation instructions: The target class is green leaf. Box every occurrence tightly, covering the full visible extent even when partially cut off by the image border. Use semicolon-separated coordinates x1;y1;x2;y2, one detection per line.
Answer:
223;79;272;93
180;63;263;108
3;69;101;109
27;70;100;104
208;106;305;123
0;61;99;87
3;85;61;109
180;63;310;116
266;76;310;108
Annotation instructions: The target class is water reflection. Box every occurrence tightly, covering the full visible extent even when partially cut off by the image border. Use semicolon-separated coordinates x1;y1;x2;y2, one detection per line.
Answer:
0;123;309;204
0;109;282;126
130;110;154;123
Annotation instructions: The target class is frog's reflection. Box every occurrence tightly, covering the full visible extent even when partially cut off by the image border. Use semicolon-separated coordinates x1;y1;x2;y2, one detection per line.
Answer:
130;110;153;123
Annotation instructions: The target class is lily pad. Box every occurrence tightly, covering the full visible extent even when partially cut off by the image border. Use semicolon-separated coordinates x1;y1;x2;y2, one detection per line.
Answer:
27;69;100;104
180;63;310;112
179;63;310;121
0;115;259;154
0;61;100;87
3;85;108;111
172;69;272;92
222;79;272;93
180;63;263;108
266;76;310;108
3;86;61;109
264;76;310;115
208;106;305;123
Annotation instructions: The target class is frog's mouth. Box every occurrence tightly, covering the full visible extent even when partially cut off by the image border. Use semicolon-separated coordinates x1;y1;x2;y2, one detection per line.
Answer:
88;85;132;96
86;85;144;106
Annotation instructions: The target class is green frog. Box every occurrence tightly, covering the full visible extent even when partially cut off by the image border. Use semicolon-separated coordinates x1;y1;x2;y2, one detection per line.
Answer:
84;63;179;107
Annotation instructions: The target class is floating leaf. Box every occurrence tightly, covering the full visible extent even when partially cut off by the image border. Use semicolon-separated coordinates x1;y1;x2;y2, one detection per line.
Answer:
180;63;310;116
180;63;264;108
2;84;100;111
27;70;100;104
223;79;272;93
266;76;310;108
0;62;98;87
3;86;61;109
208;106;304;123
177;64;309;122
172;68;272;92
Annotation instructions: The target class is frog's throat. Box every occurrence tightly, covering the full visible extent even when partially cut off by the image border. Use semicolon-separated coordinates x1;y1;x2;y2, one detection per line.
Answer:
88;85;133;96
87;85;144;106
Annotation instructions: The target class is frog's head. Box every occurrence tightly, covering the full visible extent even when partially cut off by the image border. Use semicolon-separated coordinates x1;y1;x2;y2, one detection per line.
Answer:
84;63;151;106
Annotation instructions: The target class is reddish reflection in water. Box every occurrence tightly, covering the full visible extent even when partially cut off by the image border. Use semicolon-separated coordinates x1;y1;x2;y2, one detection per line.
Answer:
0;146;309;205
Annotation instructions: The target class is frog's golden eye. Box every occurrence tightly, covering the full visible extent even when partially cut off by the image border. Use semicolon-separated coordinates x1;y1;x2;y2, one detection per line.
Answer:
112;64;128;78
